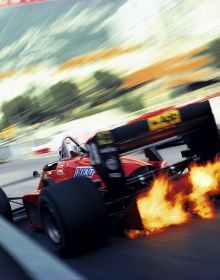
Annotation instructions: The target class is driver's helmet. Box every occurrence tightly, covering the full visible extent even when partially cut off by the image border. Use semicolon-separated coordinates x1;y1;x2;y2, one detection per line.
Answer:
59;137;80;159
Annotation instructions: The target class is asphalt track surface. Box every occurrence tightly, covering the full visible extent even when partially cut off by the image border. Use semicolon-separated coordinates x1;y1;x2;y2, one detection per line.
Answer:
1;149;220;280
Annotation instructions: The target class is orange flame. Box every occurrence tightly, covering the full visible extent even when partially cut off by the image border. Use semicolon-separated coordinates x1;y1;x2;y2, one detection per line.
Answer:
136;174;190;235
189;160;220;219
130;158;220;237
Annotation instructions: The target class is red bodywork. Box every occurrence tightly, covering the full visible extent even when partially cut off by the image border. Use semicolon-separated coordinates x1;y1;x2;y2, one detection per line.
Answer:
23;153;164;228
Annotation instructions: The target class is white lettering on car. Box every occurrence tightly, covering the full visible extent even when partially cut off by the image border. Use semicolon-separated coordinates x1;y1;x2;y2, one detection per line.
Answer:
74;167;95;178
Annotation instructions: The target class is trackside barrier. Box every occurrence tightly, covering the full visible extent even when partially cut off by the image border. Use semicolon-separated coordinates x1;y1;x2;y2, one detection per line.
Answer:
0;216;86;280
0;140;41;160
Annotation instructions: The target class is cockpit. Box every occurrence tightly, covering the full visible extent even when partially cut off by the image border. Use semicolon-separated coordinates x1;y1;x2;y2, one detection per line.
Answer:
58;136;84;160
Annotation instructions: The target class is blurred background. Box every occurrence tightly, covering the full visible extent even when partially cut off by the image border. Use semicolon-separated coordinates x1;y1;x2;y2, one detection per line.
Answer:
0;0;219;159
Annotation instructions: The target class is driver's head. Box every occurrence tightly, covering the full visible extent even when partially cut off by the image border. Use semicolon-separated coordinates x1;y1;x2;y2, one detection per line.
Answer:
65;137;80;157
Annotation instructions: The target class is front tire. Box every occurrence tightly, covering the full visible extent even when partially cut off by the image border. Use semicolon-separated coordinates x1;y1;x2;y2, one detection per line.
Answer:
0;188;12;221
39;177;108;256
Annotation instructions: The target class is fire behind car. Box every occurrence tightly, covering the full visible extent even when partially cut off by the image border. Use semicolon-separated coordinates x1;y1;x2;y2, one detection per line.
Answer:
0;99;220;256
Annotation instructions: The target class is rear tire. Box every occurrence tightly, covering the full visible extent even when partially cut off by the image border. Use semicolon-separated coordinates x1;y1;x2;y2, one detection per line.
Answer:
0;188;12;221
39;177;108;256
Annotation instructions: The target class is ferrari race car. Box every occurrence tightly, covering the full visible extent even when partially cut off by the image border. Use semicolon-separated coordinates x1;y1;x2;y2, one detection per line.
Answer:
0;99;220;256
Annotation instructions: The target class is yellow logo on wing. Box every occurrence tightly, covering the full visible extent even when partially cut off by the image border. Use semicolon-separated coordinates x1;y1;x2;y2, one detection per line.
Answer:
148;109;181;131
96;131;113;145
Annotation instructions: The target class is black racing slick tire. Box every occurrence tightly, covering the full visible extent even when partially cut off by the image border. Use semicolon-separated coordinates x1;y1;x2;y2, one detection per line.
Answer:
0;188;12;221
39;177;108;256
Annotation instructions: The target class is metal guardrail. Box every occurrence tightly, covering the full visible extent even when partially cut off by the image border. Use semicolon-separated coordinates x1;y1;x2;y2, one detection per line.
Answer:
0;140;38;161
0;216;86;280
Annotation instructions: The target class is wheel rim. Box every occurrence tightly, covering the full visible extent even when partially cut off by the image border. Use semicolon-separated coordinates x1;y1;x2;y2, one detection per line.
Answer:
44;208;62;244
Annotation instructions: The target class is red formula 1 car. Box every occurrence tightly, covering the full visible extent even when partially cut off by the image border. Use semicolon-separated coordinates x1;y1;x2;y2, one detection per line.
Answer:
0;100;219;256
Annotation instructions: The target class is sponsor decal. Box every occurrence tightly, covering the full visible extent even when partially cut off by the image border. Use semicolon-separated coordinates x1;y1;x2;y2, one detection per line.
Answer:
74;166;95;178
0;0;50;7
105;158;119;171
57;169;63;175
96;131;113;145
147;109;181;131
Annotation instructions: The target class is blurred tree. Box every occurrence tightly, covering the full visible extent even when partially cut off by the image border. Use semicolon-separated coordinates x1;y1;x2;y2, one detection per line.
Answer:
1;96;29;125
94;70;122;90
24;96;47;125
1;94;44;126
91;70;122;106
37;90;59;119
48;81;81;112
208;38;220;68
0;81;82;127
117;93;145;113
0;117;9;130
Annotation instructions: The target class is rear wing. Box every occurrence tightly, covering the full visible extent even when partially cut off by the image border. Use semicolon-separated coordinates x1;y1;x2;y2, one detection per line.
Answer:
86;100;220;188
